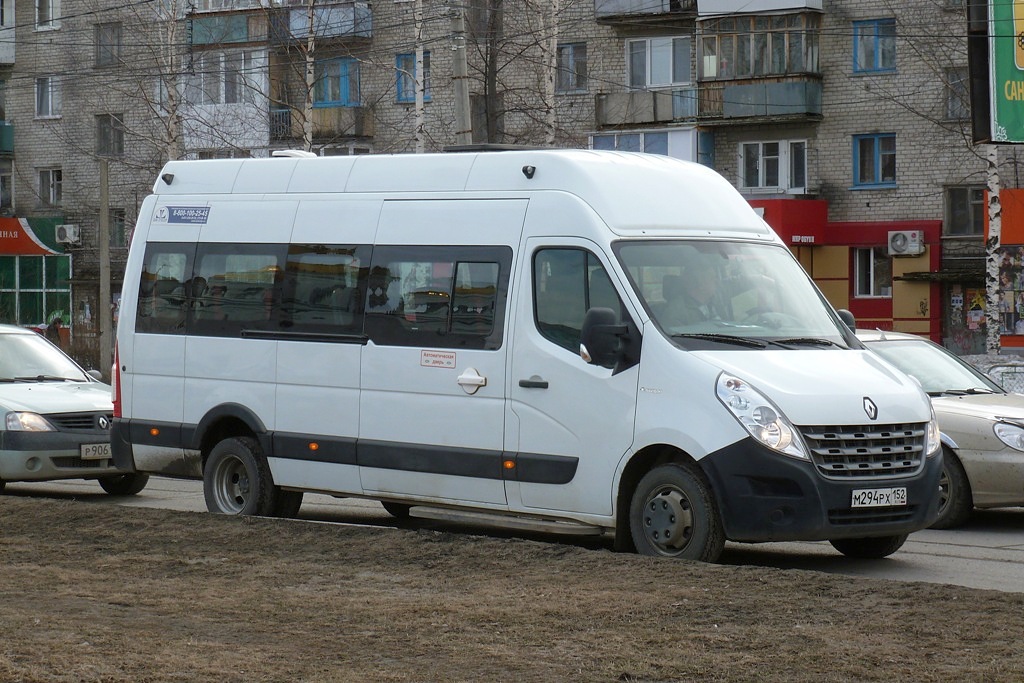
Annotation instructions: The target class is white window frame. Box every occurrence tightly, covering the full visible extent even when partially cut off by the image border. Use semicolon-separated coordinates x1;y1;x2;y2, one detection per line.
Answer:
627;36;691;89
854;247;892;298
35;76;61;118
38;167;62;206
35;0;58;29
739;139;807;194
185;51;257;106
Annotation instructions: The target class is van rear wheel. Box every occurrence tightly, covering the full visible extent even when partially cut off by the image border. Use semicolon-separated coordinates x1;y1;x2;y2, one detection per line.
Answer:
829;534;908;559
204;437;277;516
629;462;725;563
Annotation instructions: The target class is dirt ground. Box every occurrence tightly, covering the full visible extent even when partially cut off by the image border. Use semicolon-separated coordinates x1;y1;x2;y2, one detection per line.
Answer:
2;496;1023;683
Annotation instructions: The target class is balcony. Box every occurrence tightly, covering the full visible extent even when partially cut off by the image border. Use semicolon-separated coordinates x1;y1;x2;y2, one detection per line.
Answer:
595;76;821;127
269;1;372;43
270;106;373;140
595;0;695;23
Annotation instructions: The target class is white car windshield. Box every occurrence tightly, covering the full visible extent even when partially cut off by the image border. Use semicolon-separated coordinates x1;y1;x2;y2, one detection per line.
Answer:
614;240;849;348
864;337;1002;395
0;332;90;382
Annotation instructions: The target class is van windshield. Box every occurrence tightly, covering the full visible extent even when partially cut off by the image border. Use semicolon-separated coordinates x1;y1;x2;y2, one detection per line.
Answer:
614;240;849;348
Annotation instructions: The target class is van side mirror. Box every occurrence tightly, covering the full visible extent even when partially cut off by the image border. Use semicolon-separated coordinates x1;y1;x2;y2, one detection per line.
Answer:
580;307;628;369
837;309;856;332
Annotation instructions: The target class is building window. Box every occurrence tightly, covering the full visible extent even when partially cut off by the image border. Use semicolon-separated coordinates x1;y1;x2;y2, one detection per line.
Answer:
38;168;62;206
0;159;12;215
95;22;121;67
592;131;671;155
0;255;72;326
853;133;896;187
396;51;431;103
699;13;820;80
945;66;969;120
96;114;124;156
314;57;360;107
184;51;257;106
945;186;985;236
854;248;892;298
35;0;56;28
740;140;807;193
35;77;61;117
110;208;128;248
627;36;691;88
556;43;588;93
853;19;896;73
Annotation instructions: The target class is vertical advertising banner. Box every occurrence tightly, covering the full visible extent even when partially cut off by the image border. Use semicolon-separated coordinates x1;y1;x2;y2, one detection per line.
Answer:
991;0;1024;141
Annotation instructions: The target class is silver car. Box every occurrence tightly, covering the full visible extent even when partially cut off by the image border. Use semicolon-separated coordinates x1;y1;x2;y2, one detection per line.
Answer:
857;329;1024;528
0;324;148;495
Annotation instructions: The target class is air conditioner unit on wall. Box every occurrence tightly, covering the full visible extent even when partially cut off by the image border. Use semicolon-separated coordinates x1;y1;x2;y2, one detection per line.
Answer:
55;224;81;245
887;230;924;257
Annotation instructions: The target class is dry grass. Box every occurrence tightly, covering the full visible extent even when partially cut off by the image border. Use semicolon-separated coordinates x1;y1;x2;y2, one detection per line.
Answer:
1;496;1022;682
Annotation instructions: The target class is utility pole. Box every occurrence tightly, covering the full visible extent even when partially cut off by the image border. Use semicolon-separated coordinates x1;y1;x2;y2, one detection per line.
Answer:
99;159;112;378
450;2;472;145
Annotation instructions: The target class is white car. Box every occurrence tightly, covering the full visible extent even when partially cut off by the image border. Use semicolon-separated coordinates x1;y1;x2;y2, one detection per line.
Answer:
857;329;1024;528
0;324;148;495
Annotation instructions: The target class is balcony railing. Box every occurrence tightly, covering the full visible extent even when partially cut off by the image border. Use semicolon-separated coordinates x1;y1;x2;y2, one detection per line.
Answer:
595;0;696;22
270;105;373;140
0;122;13;154
596;75;821;127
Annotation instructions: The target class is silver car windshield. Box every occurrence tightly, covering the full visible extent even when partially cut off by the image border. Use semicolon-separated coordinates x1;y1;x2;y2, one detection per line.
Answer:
0;332;90;382
866;338;1003;395
614;240;847;346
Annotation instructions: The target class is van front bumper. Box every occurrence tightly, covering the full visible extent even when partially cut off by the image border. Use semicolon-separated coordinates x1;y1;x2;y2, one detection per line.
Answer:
699;437;943;543
0;430;123;483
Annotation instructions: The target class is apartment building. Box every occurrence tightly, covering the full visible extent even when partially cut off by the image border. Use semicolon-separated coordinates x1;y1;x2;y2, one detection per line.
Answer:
0;0;999;368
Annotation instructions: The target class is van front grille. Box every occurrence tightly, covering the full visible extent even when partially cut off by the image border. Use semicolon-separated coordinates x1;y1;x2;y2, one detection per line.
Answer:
799;423;926;480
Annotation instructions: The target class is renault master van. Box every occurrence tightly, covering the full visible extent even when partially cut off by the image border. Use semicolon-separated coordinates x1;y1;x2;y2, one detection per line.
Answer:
112;149;941;562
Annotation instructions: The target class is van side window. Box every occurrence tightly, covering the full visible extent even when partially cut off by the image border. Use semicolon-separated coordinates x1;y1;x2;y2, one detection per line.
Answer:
281;244;369;335
136;243;194;334
534;248;625;354
364;245;512;350
190;243;288;337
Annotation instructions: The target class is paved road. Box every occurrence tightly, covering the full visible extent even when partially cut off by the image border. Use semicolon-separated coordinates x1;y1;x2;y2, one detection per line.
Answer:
7;477;1024;594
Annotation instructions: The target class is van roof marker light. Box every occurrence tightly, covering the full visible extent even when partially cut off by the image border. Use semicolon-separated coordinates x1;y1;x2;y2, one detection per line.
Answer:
161;173;174;185
522;165;536;179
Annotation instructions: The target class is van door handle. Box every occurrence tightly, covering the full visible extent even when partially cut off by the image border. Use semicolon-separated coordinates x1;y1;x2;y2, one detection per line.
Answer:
457;367;487;395
518;376;549;389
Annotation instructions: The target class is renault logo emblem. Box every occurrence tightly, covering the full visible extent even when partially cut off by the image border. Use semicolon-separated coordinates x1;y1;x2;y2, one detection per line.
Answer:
863;397;878;421
98;416;110;430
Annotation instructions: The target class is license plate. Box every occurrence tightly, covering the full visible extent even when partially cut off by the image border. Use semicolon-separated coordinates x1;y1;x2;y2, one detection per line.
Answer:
81;443;112;461
851;487;907;508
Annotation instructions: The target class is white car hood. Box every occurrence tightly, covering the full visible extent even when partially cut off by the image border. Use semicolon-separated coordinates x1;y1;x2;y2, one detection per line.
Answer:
932;392;1024;423
0;382;113;414
694;349;929;426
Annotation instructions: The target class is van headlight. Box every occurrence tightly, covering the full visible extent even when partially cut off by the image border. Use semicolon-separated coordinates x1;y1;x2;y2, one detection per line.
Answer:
4;412;56;432
994;422;1024;452
716;373;808;460
926;405;941;457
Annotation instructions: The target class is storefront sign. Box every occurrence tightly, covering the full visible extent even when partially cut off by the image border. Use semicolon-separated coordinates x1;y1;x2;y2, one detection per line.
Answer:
0;218;60;255
989;0;1024;141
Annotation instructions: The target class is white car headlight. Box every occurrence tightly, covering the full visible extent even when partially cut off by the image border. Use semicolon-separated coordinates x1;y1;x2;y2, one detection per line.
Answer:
4;412;56;432
716;373;808;460
994;422;1024;452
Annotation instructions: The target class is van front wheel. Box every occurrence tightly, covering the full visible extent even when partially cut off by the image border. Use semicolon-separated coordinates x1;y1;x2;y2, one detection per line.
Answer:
629;462;725;563
204;437;277;516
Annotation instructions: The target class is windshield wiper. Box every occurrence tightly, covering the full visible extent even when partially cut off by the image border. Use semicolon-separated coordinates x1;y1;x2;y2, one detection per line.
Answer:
13;375;80;383
935;388;997;396
774;337;843;348
672;333;768;349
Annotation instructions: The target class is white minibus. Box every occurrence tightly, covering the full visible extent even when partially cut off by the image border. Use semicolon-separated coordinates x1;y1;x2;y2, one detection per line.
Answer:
112;149;942;562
